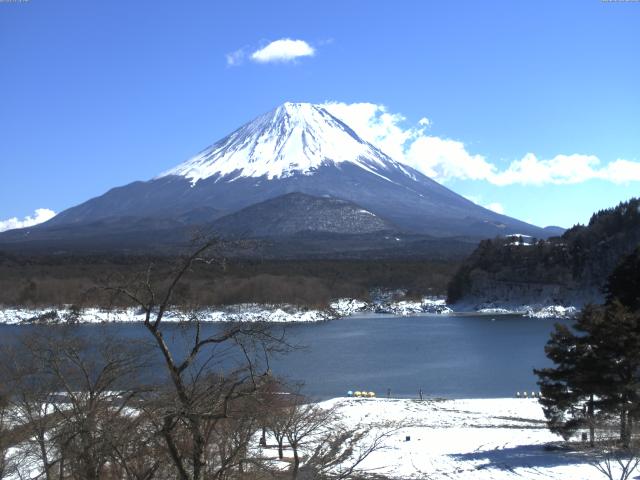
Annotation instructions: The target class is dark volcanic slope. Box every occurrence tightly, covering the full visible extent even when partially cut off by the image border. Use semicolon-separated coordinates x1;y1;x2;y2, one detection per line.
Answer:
212;193;394;237
22;161;545;240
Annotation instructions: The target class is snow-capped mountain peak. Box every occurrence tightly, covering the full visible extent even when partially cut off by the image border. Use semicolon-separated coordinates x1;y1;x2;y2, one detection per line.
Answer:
4;102;551;248
160;102;408;184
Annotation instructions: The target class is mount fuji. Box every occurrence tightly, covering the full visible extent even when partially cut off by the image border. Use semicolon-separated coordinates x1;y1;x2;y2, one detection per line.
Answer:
0;102;552;255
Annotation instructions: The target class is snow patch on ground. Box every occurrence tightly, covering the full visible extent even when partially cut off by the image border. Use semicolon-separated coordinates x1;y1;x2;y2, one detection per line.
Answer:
525;305;578;319
373;297;452;316
0;294;457;325
476;305;578;319
0;294;579;325
329;298;369;317
312;397;596;479
0;304;335;325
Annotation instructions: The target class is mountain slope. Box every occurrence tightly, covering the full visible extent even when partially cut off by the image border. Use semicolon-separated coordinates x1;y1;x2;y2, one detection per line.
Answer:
1;102;550;254
211;192;394;238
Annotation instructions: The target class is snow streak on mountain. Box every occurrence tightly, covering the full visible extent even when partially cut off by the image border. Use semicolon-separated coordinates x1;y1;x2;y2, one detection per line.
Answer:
160;102;414;184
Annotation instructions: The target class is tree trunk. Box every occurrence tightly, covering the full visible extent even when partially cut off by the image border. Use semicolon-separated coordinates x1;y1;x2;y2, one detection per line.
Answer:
278;438;284;459
621;408;628;446
162;418;190;480
588;394;595;448
291;443;300;480
38;432;53;480
192;421;205;480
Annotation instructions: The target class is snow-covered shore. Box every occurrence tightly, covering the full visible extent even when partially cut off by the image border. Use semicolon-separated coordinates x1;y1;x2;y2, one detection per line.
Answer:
0;304;335;325
0;297;579;325
476;304;578;319
0;296;452;325
305;397;596;479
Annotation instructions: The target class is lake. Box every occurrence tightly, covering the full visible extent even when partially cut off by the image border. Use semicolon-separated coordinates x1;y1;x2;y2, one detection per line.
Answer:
0;312;568;400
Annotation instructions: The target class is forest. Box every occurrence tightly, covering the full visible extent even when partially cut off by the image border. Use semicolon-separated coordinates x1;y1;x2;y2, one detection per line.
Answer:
0;251;459;309
447;197;640;305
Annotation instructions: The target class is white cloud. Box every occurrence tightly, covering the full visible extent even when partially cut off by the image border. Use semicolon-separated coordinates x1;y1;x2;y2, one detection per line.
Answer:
225;48;246;67
405;136;496;181
599;159;640;183
251;39;314;63
0;208;56;232
462;195;504;214
485;202;505;214
323;101;496;182
322;102;414;162
322;101;640;186
489;153;602;186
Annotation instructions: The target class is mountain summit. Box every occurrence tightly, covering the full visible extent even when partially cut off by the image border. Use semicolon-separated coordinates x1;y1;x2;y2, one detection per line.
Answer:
160;102;413;184
0;102;554;255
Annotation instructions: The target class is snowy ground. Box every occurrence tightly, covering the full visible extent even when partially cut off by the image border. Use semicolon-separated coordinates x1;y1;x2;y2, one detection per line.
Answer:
309;397;597;480
0;304;334;325
0;297;450;325
2;397;603;479
0;296;578;325
477;305;578;319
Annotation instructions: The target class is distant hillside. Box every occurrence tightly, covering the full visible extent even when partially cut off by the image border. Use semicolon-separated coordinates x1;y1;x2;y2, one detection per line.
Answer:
447;198;640;306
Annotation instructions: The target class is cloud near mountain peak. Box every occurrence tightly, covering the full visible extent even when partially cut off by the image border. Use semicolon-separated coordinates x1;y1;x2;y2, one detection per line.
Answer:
321;101;640;186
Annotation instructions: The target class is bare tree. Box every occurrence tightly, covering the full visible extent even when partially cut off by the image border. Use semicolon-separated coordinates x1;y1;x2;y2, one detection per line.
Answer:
262;390;398;480
0;328;152;480
262;380;299;461
281;401;336;479
103;408;165;480
590;436;640;480
1;344;60;480
0;388;15;479
107;239;290;480
266;405;289;461
300;422;394;480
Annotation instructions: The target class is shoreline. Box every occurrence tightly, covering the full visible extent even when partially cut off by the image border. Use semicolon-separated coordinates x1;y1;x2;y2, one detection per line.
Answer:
0;298;579;325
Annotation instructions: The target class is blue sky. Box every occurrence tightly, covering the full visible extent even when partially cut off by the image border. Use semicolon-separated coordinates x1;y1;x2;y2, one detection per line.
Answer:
0;0;638;229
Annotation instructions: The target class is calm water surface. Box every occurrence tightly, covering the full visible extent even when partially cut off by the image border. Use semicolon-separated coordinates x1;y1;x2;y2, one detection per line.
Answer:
0;313;568;400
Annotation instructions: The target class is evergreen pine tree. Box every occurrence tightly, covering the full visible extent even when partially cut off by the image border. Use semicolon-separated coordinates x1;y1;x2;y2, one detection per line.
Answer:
587;301;640;446
536;301;640;446
605;247;640;312
534;305;604;445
